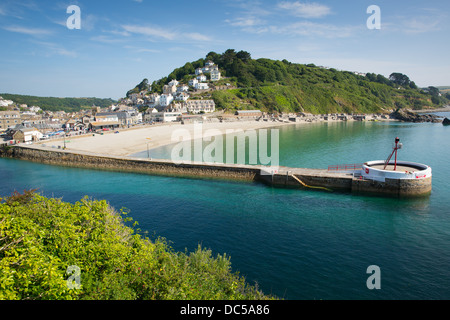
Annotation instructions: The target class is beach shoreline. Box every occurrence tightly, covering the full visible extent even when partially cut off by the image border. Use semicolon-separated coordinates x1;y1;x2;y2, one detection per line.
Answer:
32;117;396;157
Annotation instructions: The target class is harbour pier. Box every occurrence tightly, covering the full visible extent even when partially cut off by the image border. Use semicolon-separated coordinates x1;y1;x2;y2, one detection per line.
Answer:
1;144;432;197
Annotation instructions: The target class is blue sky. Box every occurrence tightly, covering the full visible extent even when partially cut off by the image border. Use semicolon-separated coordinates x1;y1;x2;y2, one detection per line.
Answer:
1;0;449;99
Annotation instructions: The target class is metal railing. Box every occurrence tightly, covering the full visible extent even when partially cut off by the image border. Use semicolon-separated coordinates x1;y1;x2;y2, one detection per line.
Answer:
328;163;363;171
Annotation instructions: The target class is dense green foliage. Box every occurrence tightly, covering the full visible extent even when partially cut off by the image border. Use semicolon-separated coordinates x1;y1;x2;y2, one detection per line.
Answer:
0;191;272;300
131;49;449;114
0;94;116;113
126;78;151;98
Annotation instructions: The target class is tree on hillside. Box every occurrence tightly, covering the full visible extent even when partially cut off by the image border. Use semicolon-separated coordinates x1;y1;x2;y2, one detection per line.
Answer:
427;86;440;96
389;72;411;87
126;78;151;97
206;51;221;64
223;49;238;64
236;50;251;63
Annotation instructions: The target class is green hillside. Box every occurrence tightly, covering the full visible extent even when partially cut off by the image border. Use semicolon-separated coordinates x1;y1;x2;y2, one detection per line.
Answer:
131;49;449;114
0;94;116;113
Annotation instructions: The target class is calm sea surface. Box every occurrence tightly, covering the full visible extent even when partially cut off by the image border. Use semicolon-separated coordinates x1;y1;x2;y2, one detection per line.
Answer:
1;112;449;299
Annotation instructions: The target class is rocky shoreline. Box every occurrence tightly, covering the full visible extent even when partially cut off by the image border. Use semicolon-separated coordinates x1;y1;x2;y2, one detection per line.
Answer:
389;108;444;123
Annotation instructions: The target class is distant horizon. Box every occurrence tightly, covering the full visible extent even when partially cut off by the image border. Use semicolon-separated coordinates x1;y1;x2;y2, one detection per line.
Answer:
1;1;449;100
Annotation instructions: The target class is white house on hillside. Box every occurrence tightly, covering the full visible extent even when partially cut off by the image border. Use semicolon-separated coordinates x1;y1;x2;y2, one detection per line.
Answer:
210;66;221;81
184;100;215;114
195;83;209;90
163;84;177;95
189;79;199;87
160;94;174;107
175;92;190;102
177;85;189;93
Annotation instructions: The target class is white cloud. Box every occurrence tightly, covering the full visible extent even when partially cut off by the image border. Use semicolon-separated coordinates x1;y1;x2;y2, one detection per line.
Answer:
184;32;212;41
230;20;358;38
4;26;53;36
402;17;442;34
31;41;77;58
123;45;160;53
278;1;332;18
225;17;265;27
226;0;272;17
271;21;357;38
122;25;177;40
381;9;446;35
121;24;212;42
90;35;127;44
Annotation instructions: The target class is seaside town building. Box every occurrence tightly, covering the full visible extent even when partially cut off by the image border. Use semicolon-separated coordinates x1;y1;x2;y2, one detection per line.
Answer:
210;66;221;81
184;100;215;114
195;82;209;90
12;127;43;143
146;111;182;123
189;79;199;87
160;94;174;107
0;97;14;107
197;75;207;82
0;111;21;130
195;68;203;75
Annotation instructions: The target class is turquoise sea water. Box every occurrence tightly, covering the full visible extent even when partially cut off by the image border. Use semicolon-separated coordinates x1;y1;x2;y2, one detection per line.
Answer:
1;113;449;299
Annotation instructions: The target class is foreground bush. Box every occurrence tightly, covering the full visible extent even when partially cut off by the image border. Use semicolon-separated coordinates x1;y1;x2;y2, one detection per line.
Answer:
0;191;272;300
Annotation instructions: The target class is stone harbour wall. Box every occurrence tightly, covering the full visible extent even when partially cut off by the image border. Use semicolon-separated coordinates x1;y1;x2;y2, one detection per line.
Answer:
2;146;432;197
6;146;260;182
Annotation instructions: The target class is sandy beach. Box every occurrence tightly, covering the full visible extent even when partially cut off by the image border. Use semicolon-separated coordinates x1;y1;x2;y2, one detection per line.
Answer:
37;120;297;157
33;114;398;157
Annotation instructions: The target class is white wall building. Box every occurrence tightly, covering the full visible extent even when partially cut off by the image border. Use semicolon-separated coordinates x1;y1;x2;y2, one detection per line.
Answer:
149;111;182;123
13;128;43;143
160;94;174;107
195;82;209;90
177;85;189;93
189;79;199;87
175;92;190;102
0;99;14;107
168;79;179;87
210;66;221;81
184;100;215;114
